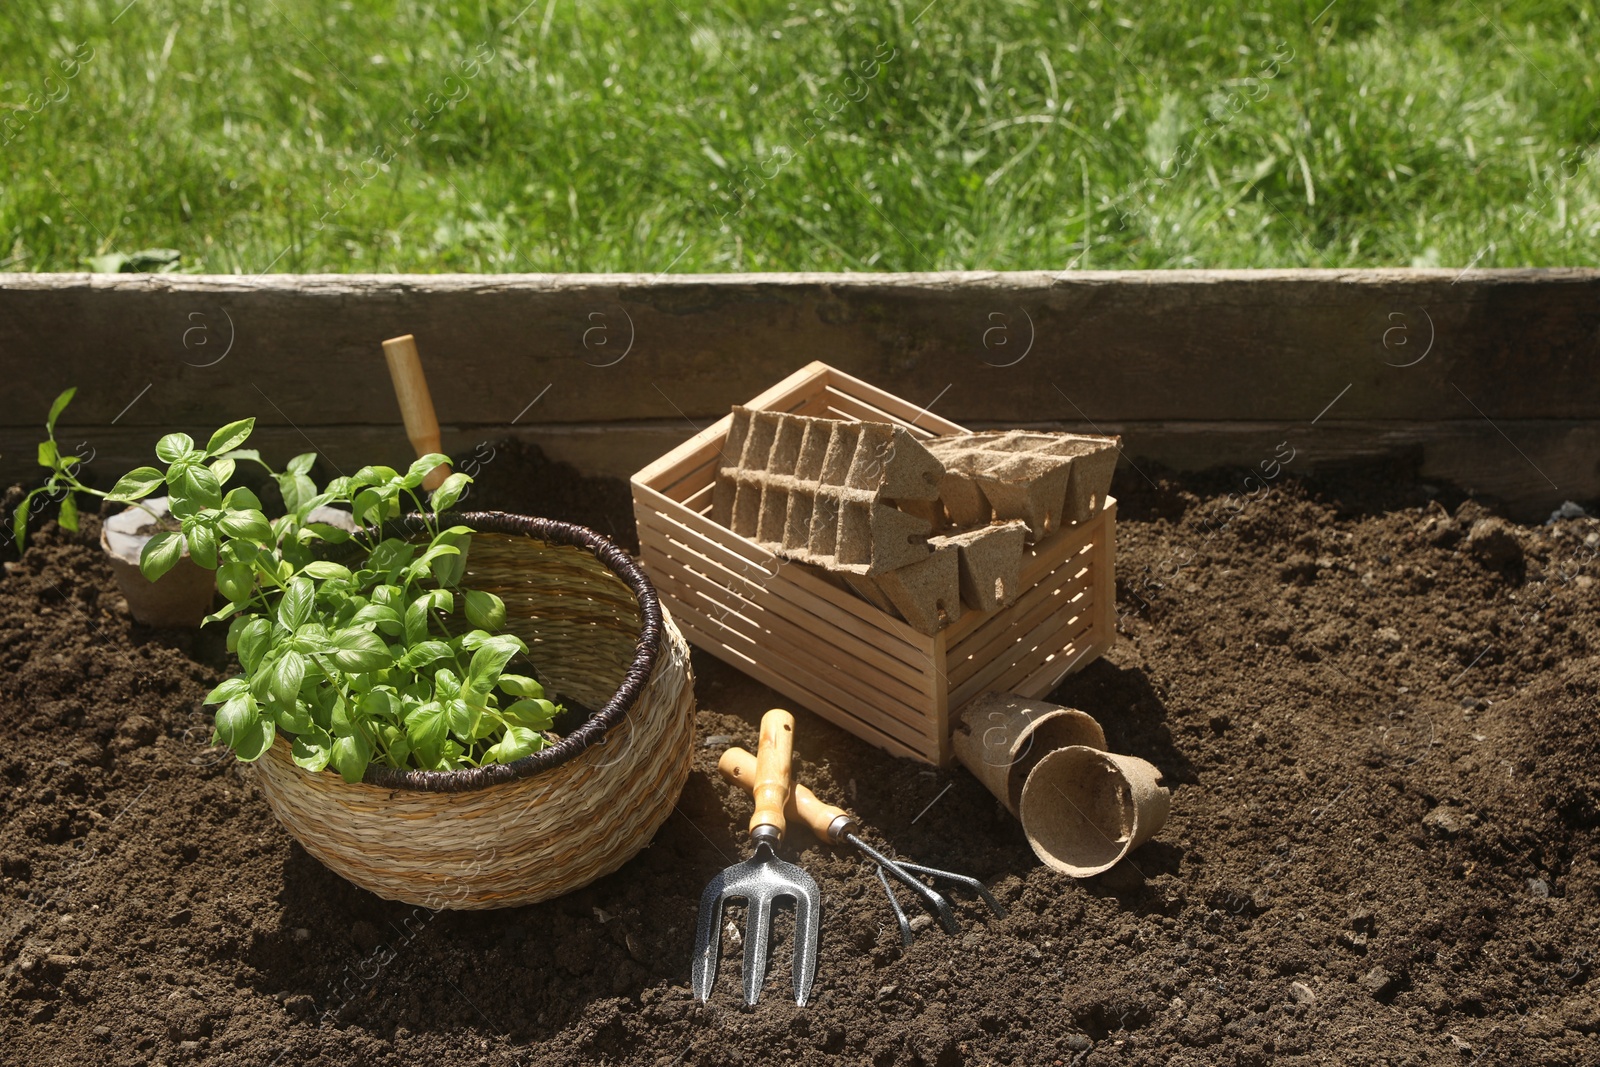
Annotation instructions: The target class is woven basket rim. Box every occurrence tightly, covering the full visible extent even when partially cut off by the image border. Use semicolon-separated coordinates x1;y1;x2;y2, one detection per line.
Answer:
346;510;661;794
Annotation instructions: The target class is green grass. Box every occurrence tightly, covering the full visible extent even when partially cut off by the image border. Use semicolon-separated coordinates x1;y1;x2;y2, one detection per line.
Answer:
2;0;1598;273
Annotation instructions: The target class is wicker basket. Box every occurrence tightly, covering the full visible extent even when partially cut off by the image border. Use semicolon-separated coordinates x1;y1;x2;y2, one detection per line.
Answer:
250;512;696;910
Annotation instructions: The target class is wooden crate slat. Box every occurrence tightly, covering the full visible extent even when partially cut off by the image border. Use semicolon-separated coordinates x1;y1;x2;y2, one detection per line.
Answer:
949;551;1094;663
949;602;1097;709
818;387;944;436
633;502;934;672
638;526;936;705
651;577;937;756
631;412;734;495
814;365;969;435
653;589;933;763
1010;624;1110;700
645;561;937;736
983;611;1101;698
947;560;1095;675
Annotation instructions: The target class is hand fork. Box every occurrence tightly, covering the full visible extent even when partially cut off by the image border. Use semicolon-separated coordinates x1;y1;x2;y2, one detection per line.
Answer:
691;709;821;1006
718;746;1005;947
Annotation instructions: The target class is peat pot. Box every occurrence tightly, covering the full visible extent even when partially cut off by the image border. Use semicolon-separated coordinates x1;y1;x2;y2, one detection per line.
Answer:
100;497;216;628
250;512;697;909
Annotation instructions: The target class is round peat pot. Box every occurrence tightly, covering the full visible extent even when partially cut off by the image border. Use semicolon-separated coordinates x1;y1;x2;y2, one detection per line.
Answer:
100;497;216;628
250;512;696;910
1019;746;1170;878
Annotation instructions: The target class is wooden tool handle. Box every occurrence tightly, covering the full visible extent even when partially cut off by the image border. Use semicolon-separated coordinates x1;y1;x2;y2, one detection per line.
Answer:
380;334;451;491
749;709;795;843
719;746;854;845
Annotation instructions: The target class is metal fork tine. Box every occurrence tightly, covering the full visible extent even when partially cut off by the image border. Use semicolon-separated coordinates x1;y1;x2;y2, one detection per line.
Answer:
741;890;775;1006
789;869;821;1005
691;878;729;1003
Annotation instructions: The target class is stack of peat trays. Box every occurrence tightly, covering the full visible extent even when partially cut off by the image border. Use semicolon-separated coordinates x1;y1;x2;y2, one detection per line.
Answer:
710;408;1119;634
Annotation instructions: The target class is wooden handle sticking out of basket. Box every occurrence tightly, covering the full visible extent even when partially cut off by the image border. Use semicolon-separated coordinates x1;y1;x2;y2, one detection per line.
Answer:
749;709;795;845
720;746;856;845
381;334;451;491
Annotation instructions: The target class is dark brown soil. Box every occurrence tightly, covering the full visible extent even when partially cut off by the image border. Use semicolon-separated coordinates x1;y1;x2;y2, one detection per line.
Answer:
3;445;1598;1066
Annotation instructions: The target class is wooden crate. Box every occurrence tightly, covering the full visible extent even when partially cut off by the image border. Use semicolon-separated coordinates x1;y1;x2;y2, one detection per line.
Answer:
630;361;1116;766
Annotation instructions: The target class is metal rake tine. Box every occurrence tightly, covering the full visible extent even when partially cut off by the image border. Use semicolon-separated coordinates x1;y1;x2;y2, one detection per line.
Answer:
875;863;914;948
847;834;959;934
741;891;775;1006
892;860;1006;918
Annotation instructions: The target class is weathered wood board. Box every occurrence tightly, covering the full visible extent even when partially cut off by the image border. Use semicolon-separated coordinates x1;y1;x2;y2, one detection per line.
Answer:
2;270;1596;517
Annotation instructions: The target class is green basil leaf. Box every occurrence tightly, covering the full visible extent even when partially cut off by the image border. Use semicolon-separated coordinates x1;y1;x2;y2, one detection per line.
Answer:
216;560;254;605
139;530;185;582
155;433;195;463
208;457;236;486
46;387;76;432
404;702;448;765
502;698;558;731
349;604;401;635
205;418;255;458
367;539;416;576
303;560;352;581
37;439;59;470
359;689;401;722
214;692;259;749
352;487;387;528
396;639;453;672
58;492;78;532
302;522;351;545
328;628;391;672
403;454;451;488
181;464;222;510
268;650;307;706
275;701;315;734
484;725;544;765
462;589;506;633
204;676;250;705
287;452;317;475
465;634;526;694
433;667;462;701
233;717;276;762
13;491;35;551
277;575;314;630
187;523;219;569
290;726;333;773
405;542;460;583
109;466;165;501
404;598;433;646
201;601;242;626
429;472;471;514
497;674;544;699
446;698;479;740
219;508;273;544
222;486;264;512
353;464;398;488
276;471;317;513
234;617;272;666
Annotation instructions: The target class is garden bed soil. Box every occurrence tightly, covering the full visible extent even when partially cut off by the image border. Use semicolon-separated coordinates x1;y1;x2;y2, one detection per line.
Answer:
2;445;1598;1066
